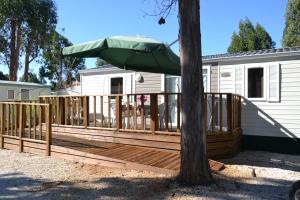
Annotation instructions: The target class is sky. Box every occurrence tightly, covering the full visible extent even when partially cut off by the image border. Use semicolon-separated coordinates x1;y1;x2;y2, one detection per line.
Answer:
1;0;288;74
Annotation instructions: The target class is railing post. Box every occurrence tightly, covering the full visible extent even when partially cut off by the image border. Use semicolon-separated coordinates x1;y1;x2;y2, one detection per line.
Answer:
227;93;233;132
45;104;52;156
0;104;4;149
150;94;158;134
83;96;89;128
115;96;123;130
19;104;24;153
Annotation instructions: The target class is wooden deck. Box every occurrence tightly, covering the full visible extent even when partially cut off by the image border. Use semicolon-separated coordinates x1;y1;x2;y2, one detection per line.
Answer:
0;127;238;173
51;135;181;174
0;93;242;174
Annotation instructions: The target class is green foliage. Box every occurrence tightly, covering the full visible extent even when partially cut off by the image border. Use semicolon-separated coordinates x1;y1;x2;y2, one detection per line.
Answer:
0;71;8;80
96;58;108;68
283;0;300;47
0;0;57;80
228;18;275;53
19;72;41;83
39;30;85;90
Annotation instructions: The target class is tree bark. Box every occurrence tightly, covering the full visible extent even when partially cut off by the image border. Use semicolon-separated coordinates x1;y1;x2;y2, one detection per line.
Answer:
8;20;21;81
178;0;212;184
24;36;34;82
9;20;17;81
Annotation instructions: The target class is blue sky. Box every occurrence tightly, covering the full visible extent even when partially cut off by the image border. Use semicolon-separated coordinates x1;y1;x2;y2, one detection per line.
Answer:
1;0;288;74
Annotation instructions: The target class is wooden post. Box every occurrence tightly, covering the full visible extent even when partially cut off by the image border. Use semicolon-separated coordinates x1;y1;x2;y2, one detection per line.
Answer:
150;94;158;134
115;96;122;130
227;93;233;132
83;96;89;128
0;104;4;149
45;104;52;156
19;104;24;153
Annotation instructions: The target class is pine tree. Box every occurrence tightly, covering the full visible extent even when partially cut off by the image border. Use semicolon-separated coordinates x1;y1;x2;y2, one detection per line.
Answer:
283;0;300;47
228;18;275;53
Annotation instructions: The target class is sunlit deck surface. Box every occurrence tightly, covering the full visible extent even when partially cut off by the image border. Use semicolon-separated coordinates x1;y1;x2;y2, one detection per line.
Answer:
52;134;181;173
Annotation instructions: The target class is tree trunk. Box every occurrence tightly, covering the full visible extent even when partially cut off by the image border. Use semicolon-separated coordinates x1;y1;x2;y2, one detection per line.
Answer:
8;20;21;81
178;0;212;184
24;36;34;82
9;20;17;81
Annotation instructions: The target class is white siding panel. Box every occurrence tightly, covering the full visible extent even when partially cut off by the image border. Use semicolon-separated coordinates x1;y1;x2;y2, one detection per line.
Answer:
219;65;235;93
219;60;300;139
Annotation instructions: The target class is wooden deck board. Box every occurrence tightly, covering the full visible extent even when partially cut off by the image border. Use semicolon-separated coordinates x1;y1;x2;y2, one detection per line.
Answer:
51;134;180;171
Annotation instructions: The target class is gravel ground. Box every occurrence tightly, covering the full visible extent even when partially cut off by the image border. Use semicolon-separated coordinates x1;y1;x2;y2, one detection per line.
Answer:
0;149;299;200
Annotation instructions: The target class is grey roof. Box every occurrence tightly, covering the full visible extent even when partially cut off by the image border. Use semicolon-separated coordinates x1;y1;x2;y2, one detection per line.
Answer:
79;64;134;75
203;47;300;62
80;47;300;74
0;80;50;88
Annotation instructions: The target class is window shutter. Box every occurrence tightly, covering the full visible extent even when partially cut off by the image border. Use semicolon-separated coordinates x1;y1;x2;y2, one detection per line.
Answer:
235;65;245;96
268;63;280;102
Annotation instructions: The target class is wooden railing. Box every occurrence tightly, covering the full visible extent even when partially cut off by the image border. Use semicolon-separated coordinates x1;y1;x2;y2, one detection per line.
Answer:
0;102;52;155
39;93;241;135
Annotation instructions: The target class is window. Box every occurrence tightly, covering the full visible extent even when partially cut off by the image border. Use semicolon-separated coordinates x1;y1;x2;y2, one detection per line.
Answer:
21;89;29;100
7;90;14;100
247;67;264;98
110;77;123;94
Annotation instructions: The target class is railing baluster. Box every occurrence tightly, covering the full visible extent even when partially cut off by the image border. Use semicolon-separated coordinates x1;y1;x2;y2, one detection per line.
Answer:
39;105;42;140
71;97;74;126
33;105;36;139
83;96;89;127
29;105;32;138
165;94;169;132
150;94;158;134
93;96;96;127
0;104;4;149
134;95;137;130
108;96;111;128
141;94;145;130
177;93;181;132
227;93;233;132
127;94;130;129
100;96;104;127
19;104;24;153
77;97;80;126
212;94;215;133
238;95;241;128
116;96;122;130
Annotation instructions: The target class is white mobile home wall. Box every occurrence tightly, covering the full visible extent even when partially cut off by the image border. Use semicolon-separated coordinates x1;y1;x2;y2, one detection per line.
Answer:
0;83;50;101
218;59;300;140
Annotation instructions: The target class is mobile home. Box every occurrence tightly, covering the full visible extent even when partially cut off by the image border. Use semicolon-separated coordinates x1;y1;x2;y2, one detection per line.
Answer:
0;80;51;101
78;47;300;153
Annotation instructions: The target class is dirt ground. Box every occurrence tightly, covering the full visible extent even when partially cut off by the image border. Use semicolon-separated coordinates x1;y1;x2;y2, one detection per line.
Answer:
0;149;299;200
